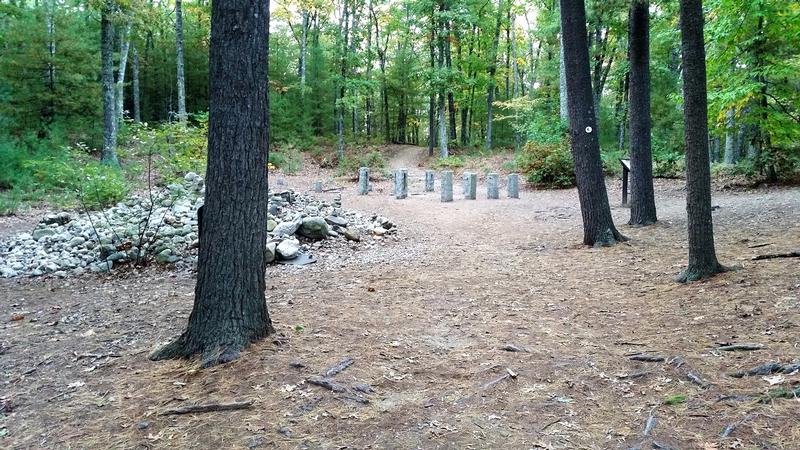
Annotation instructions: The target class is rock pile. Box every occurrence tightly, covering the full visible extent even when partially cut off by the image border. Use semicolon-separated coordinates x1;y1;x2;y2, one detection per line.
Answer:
0;173;397;278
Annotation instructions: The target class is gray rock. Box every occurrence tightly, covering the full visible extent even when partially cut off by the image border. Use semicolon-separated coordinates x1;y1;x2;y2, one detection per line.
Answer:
343;229;361;242
155;249;179;264
68;236;86;247
325;216;348;228
266;242;277;263
298;217;328;240
272;218;302;237
90;261;113;273
276;239;300;260
267;219;277;232
41;212;71;225
107;252;127;262
32;228;56;241
1;267;18;278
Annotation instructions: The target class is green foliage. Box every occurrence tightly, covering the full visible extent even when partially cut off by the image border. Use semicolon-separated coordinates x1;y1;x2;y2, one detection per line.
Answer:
432;156;466;170
269;144;303;174
663;394;687;406
337;150;388;177
0;137;129;214
653;150;685;178
516;140;576;188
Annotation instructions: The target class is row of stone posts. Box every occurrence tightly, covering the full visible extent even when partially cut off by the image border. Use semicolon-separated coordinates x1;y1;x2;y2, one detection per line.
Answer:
361;167;518;202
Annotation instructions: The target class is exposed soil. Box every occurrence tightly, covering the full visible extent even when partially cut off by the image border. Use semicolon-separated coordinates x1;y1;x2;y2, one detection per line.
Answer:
2;146;799;449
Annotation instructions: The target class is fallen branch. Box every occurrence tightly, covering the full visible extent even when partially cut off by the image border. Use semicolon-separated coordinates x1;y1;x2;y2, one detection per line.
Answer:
617;371;652;380
322;357;354;378
686;372;709;388
629;354;666;362
307;377;347;393
716;343;765;352
160;400;254;416
500;344;530;353
730;362;800;378
752;251;800;261
643;415;657;436
747;242;773;248
482;374;511;390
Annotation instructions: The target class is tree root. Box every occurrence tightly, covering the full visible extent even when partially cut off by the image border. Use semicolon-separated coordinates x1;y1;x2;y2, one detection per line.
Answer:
675;262;733;283
160;400;254;415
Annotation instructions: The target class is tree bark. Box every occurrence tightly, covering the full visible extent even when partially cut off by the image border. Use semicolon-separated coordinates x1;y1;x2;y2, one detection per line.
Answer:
428;12;436;157
132;45;141;123
628;0;657;226
175;0;187;124
116;19;132;125
100;0;119;166
299;9;309;90
559;32;568;122
445;15;456;142
560;0;625;246
676;0;726;282
486;0;503;150
723;108;737;164
337;0;349;160
437;1;448;157
150;0;274;366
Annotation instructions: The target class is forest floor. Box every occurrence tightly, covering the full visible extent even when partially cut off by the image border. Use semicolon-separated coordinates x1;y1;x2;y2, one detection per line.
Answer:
2;145;800;449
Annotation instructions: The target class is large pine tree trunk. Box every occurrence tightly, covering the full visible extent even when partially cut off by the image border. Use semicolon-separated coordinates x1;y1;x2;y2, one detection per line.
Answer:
445;17;456;142
175;0;187;124
428;19;436;156
100;1;118;166
150;0;274;366
437;1;448;157
628;0;657;226
676;0;726;282
560;0;625;246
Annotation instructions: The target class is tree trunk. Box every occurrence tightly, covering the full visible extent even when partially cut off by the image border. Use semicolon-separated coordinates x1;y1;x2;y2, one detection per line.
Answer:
486;0;503;150
100;1;118;166
299;9;309;90
150;0;274;366
175;0;187;124
337;0;349;160
676;0;726;282
428;16;436;157
628;0;657;226
132;45;141;123
437;1;448;157
445;17;456;142
560;0;625;246
559;32;568;122
511;12;522;152
43;0;55;126
723;108;737;164
116;20;132;125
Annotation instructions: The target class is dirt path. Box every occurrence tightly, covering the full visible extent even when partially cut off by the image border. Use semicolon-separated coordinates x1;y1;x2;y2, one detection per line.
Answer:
2;163;799;449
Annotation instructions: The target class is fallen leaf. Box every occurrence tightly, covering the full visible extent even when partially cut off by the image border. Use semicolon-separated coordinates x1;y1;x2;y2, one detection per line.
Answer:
10;314;24;321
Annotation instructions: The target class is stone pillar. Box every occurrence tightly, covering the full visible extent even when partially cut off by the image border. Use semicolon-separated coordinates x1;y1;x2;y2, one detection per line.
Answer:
507;173;519;199
464;172;477;200
487;173;499;199
358;167;369;195
313;180;323;193
425;170;435;192
440;170;453;202
394;168;408;199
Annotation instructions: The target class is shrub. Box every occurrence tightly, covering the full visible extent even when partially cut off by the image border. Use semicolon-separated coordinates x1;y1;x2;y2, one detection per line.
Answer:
515;140;576;188
337;150;387;177
432;155;465;170
652;150;684;178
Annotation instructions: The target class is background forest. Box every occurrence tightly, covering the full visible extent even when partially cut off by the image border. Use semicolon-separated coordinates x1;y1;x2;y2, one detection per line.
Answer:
1;0;799;214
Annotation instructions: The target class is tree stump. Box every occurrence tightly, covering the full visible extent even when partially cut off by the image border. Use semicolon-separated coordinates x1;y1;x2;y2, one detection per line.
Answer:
425;170;435;192
358;167;369;195
487;173;500;199
508;173;519;199
394;169;408;199
440;171;453;202
464;172;477;200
